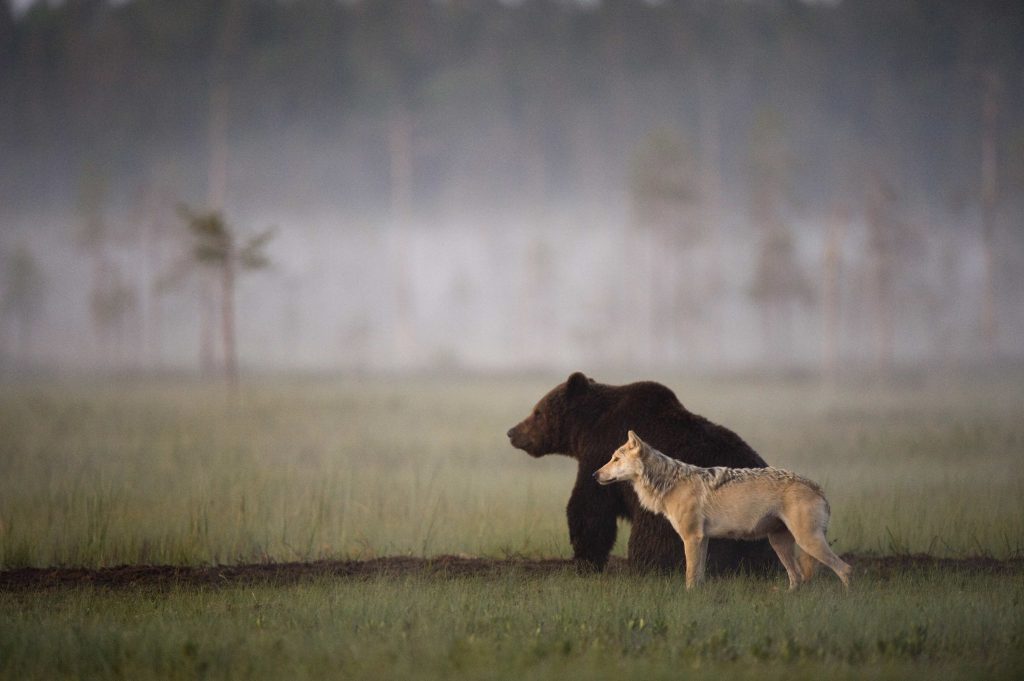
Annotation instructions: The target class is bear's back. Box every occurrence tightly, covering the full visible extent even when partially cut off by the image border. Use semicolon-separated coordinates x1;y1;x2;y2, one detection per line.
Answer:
595;380;767;470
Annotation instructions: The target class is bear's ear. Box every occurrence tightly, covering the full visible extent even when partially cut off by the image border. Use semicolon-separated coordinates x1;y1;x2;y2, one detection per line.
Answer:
566;371;590;399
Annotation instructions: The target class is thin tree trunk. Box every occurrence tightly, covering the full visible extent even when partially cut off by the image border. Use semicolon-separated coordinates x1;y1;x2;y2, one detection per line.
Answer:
205;0;245;382
870;245;894;377
207;85;230;211
200;275;217;376
144;213;164;368
207;0;245;212
18;316;31;369
388;103;417;365
150;287;163;368
204;76;229;378
760;302;774;365
980;71;1001;359
92;256;112;371
699;67;724;368
388;105;414;221
873;253;894;377
866;175;894;378
0;313;7;374
821;207;846;384
222;256;237;388
603;10;630;186
647;231;660;366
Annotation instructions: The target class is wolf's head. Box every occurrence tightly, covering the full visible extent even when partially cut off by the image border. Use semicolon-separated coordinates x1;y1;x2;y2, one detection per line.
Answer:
593;430;646;485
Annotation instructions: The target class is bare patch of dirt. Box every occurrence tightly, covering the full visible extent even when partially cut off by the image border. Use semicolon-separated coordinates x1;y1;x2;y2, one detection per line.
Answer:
1;554;1021;592
0;556;585;591
844;553;1024;579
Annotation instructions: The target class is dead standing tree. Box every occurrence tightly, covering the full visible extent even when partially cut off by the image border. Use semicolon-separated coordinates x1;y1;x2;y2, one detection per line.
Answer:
820;205;849;384
864;173;897;375
91;266;138;369
75;167;145;371
136;161;182;368
749;227;813;366
747;110;813;366
979;71;1002;359
75;167;113;364
1;245;45;370
201;0;248;375
629;129;707;366
173;206;273;386
863;171;925;377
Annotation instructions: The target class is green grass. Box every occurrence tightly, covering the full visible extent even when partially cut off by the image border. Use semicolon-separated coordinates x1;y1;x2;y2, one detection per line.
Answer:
1;374;1022;568
0;374;1019;675
2;373;1023;679
2;569;1022;680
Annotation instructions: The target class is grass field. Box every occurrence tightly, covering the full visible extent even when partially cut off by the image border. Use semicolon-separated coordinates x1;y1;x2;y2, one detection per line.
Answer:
1;372;1023;679
3;568;1023;680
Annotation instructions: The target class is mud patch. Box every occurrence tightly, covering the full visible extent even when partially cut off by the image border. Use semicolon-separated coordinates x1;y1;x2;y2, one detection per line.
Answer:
845;553;1024;579
0;556;586;591
2;554;1021;592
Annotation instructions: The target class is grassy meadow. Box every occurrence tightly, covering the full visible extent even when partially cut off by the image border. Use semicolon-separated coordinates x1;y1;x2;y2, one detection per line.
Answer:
1;373;1022;567
1;372;1023;679
3;569;1023;680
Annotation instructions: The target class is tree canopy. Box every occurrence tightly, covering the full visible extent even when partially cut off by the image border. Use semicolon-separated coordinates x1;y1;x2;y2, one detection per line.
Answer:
1;0;1021;222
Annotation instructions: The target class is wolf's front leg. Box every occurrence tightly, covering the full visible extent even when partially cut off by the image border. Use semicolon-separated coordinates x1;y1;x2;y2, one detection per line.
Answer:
682;535;708;589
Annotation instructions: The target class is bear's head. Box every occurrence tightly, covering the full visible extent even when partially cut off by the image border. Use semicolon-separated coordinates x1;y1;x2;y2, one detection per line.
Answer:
507;371;596;457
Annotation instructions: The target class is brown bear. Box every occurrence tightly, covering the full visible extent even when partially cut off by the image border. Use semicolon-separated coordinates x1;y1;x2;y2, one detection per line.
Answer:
507;371;777;574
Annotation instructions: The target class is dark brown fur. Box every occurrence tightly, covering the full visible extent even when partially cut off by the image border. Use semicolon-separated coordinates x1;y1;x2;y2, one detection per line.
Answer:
507;371;777;574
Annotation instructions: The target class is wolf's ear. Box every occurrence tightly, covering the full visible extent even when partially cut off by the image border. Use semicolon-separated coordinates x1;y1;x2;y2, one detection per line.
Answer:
566;371;590;399
627;430;641;448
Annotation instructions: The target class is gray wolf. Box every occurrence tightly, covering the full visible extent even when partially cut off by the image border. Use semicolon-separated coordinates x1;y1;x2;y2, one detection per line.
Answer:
594;430;852;590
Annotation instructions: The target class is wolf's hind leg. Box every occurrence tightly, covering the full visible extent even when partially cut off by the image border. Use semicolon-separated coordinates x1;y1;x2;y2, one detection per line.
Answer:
767;529;802;591
795;545;818;583
790;532;852;589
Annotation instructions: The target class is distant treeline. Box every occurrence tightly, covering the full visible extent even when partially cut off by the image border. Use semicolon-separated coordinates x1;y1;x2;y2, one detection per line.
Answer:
1;0;1022;219
2;0;1023;374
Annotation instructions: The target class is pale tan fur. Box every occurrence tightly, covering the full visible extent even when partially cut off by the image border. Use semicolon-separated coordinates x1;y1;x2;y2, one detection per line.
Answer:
595;431;851;591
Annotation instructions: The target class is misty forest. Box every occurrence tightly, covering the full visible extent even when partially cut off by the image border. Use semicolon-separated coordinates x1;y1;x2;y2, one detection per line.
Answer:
1;0;1023;376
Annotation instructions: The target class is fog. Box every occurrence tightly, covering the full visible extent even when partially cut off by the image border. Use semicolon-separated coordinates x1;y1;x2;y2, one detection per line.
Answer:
1;0;1022;377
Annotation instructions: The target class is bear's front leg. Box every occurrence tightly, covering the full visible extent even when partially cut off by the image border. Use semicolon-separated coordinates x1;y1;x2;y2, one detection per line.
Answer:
627;511;685;573
566;469;619;573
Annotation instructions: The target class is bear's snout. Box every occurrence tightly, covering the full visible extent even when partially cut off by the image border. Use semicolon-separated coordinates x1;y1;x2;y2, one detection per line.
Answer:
507;424;526;448
507;422;541;455
507;419;549;457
